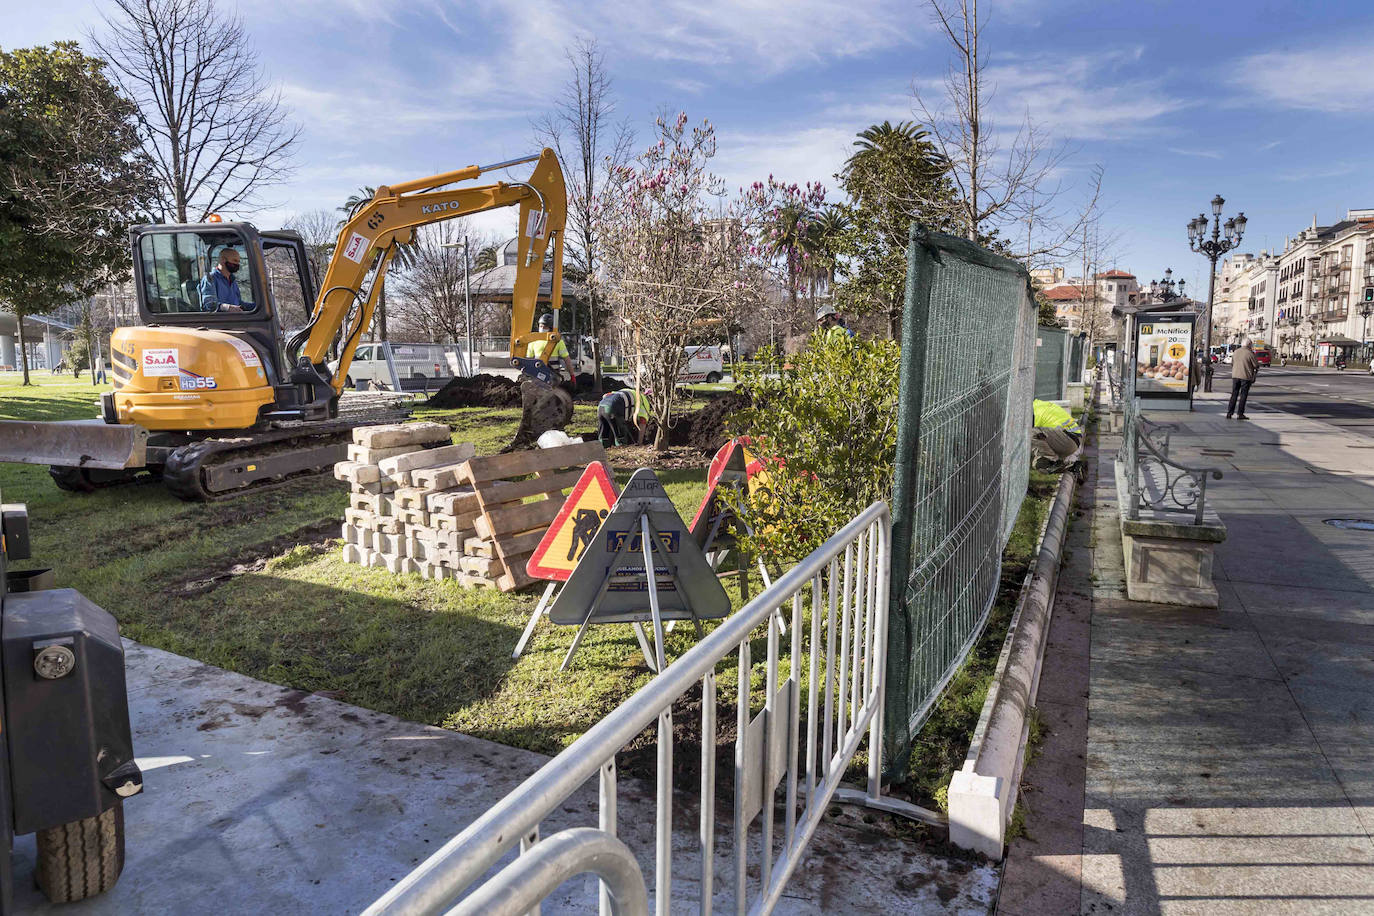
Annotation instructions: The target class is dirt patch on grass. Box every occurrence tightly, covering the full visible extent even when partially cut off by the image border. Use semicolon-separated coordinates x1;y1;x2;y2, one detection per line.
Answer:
170;518;340;598
426;373;524;409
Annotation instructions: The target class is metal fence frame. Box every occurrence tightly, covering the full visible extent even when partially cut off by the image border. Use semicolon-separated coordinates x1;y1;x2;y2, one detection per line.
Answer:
1121;395;1222;525
366;501;923;916
883;227;1036;770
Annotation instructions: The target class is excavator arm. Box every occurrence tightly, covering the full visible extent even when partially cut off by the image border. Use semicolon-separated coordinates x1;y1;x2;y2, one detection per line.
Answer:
302;149;568;395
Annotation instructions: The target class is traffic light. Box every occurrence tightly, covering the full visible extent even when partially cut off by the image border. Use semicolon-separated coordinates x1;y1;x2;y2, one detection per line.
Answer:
1365;286;1374;302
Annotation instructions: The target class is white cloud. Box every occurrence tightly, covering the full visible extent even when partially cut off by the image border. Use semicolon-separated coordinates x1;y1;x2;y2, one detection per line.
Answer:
1234;38;1374;112
1166;148;1223;160
592;0;922;74
714;124;856;195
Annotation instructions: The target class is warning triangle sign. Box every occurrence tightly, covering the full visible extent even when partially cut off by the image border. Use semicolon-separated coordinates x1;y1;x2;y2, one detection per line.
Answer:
548;468;732;626
526;461;619;582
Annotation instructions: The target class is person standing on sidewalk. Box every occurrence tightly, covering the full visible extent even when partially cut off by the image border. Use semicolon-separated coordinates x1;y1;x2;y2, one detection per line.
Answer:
1227;337;1260;419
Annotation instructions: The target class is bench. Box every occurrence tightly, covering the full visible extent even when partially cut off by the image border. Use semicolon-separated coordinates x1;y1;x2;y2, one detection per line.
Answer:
1113;402;1227;607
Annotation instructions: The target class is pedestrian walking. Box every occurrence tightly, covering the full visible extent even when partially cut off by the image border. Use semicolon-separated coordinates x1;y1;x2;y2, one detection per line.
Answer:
1227;337;1259;420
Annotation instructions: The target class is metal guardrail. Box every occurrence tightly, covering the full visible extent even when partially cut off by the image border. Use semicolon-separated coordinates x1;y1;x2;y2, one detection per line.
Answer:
1121;396;1222;525
366;500;929;916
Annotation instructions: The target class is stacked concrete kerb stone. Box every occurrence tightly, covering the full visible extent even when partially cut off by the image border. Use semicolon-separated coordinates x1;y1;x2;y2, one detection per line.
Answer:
333;421;494;585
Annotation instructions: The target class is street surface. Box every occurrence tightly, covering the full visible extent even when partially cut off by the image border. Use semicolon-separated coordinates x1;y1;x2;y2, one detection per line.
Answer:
1245;366;1374;439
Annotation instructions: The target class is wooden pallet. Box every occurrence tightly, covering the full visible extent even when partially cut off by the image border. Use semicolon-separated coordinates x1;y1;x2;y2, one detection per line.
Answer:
456;441;611;591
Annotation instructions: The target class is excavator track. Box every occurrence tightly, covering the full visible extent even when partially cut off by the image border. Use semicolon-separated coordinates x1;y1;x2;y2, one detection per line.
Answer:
162;419;367;502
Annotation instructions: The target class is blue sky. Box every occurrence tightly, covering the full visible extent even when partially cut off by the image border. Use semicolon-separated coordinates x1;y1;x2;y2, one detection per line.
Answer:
10;0;1374;291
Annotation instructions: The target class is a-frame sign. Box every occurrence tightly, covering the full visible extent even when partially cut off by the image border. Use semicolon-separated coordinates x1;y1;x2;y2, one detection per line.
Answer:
512;461;618;660
548;468;731;671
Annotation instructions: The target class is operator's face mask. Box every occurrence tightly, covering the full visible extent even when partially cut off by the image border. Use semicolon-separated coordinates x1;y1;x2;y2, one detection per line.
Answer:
224;260;240;275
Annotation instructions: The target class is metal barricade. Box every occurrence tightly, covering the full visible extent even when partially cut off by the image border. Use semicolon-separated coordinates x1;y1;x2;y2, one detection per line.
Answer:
366;501;921;916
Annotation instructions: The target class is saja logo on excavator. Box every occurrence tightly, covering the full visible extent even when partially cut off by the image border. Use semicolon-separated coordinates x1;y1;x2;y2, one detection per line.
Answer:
141;348;179;377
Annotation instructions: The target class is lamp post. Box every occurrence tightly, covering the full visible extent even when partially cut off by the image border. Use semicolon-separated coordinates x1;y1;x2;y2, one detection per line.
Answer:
1188;196;1246;391
442;237;478;377
1287;313;1301;363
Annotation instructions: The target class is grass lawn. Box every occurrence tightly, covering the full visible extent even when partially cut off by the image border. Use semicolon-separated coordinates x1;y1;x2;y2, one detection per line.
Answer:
0;375;726;756
1;374;1059;785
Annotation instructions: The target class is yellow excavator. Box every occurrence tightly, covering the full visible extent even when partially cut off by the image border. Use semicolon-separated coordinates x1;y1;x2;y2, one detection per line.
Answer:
0;150;575;500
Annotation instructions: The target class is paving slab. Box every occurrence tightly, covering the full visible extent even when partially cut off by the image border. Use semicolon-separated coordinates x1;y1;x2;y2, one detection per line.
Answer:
11;642;997;915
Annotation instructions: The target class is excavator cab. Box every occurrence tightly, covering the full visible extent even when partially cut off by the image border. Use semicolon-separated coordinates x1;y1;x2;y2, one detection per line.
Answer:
120;223;338;433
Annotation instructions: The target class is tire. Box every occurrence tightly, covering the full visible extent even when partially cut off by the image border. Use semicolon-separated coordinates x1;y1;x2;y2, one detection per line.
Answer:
35;803;125;903
705;371;723;384
345;375;355;389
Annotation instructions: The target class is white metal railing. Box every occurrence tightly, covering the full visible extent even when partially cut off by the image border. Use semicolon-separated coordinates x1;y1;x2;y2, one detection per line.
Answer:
364;501;924;916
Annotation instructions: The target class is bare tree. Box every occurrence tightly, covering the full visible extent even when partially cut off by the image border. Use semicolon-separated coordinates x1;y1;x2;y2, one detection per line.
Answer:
281;209;336;324
913;0;1100;257
533;37;633;387
391;222;472;343
92;0;300;222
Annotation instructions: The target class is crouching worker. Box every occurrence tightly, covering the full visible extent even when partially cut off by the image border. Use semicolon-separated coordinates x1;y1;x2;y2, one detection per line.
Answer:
1031;398;1084;473
597;388;650;447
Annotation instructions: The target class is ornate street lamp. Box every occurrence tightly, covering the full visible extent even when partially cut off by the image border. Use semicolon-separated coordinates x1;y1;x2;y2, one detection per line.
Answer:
1188;196;1246;390
1149;268;1186;302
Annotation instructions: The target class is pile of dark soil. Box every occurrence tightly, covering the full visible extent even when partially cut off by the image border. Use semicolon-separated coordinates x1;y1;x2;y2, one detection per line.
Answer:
426;373;522;408
429;373;628;409
643;391;751;453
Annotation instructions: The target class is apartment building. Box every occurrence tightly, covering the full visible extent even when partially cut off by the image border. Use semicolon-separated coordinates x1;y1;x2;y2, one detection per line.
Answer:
1272;211;1374;363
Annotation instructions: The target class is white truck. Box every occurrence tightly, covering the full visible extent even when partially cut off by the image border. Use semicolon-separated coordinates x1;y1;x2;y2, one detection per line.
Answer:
332;341;471;391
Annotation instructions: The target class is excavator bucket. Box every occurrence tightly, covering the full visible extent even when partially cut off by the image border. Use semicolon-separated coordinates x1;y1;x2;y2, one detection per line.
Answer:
0;421;148;471
508;382;574;451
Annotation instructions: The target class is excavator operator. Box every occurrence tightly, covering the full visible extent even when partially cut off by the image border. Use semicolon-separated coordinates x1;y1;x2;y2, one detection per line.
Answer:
526;313;572;383
198;248;252;313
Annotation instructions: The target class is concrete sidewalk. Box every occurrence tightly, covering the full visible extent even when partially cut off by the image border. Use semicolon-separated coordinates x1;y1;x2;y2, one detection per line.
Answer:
12;643;996;914
998;391;1374;914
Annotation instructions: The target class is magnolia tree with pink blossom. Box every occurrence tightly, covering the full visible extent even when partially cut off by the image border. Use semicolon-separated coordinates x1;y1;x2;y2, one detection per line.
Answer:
595;112;760;450
740;177;828;336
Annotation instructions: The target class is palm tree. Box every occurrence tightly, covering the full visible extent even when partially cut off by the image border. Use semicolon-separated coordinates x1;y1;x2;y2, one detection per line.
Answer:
804;205;851;302
473;243;500;272
337;186;420;341
766;202;817;332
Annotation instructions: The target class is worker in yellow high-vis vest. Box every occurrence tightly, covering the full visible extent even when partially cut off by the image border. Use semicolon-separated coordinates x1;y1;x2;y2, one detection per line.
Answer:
1031;399;1083;471
526;313;573;383
815;306;853;345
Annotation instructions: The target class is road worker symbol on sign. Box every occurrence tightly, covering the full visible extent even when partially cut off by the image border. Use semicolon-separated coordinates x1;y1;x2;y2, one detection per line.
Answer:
526;461;619;582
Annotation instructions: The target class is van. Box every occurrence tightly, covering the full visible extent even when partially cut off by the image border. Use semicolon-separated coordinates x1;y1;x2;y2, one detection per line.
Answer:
678;345;725;383
332;342;470;390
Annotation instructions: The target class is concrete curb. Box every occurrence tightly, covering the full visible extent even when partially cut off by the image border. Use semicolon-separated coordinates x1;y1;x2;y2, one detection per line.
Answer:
946;384;1091;859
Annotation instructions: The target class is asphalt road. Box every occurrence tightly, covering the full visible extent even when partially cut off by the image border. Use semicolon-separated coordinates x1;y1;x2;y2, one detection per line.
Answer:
1235;364;1374;438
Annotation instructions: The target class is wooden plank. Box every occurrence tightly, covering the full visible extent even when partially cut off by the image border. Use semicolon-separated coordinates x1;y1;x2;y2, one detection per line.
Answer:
458;441;609;485
473;468;585;509
496;551;539;592
474;496;564;541
487;528;546;559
